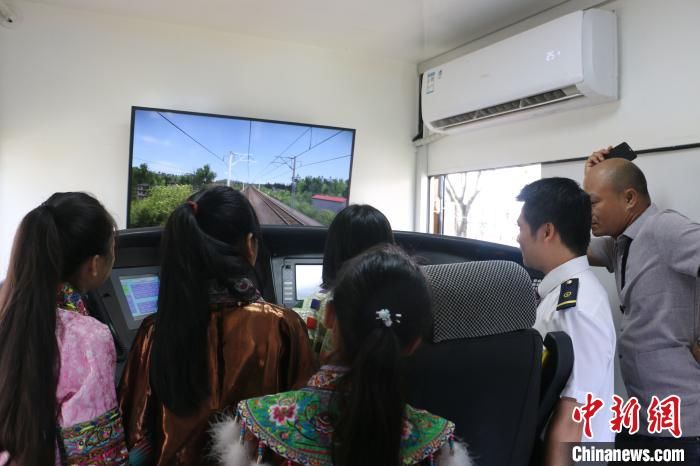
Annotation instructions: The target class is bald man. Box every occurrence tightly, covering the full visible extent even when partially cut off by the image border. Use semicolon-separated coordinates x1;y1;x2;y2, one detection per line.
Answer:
584;147;700;459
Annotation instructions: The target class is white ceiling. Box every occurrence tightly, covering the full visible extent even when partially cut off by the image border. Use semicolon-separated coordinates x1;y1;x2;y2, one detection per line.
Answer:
25;0;570;62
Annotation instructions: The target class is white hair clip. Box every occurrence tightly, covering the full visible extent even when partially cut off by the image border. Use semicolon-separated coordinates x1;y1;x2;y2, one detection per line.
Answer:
376;308;402;327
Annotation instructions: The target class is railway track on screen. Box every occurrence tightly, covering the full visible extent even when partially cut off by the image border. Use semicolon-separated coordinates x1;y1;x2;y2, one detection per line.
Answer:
244;187;321;226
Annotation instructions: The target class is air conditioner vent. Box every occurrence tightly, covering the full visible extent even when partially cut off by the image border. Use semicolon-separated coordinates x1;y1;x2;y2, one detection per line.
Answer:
431;85;583;130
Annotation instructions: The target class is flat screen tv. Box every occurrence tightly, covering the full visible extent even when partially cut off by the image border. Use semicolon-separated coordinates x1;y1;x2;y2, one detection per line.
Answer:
127;107;355;228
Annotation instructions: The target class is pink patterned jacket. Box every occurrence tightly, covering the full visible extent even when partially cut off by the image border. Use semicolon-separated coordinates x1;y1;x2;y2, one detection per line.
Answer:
0;309;128;465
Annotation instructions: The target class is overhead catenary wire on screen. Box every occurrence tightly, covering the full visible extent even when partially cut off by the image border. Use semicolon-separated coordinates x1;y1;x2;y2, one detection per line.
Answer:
157;112;224;163
290;130;343;160
252;126;311;181
297;154;351;169
252;128;348;184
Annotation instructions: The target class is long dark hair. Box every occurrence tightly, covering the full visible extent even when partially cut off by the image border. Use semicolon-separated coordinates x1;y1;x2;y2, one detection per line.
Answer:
321;204;394;288
330;245;432;466
150;186;261;416
0;193;115;465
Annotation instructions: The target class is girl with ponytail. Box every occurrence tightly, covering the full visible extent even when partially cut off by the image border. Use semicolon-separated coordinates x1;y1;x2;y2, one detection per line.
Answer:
212;245;473;466
118;186;315;465
0;192;127;465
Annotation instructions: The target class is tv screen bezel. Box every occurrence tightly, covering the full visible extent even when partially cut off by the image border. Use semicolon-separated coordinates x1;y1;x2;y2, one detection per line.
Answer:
127;106;356;228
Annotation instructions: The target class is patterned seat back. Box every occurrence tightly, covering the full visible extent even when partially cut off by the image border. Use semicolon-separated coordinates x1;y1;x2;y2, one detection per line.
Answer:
408;260;541;466
422;260;537;342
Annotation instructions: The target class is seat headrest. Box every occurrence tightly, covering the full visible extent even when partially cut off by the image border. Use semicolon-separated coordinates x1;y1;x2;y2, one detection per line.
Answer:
422;260;536;342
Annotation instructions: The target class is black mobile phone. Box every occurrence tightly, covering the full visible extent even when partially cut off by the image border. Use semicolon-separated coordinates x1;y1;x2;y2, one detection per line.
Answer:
606;142;637;161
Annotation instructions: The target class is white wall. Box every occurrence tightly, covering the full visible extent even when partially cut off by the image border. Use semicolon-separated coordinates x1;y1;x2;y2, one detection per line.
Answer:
0;2;419;275
425;0;700;175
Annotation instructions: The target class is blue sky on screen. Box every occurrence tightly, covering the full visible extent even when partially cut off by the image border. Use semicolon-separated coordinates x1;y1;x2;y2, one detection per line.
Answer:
132;109;354;185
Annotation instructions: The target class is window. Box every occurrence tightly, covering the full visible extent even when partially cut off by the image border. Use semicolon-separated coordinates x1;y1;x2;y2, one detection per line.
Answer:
429;164;541;246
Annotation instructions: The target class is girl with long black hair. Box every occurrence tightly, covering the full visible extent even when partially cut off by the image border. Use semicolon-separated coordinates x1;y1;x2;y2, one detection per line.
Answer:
212;245;472;466
118;186;315;465
296;204;394;359
0;192;128;465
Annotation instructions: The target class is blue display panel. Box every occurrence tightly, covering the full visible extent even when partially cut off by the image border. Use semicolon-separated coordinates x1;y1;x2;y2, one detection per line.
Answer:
119;274;159;319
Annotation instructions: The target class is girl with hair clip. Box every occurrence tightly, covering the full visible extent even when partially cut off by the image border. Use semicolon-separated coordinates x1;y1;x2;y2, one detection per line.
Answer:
0;193;128;466
295;204;394;360
211;245;473;466
118;186;315;465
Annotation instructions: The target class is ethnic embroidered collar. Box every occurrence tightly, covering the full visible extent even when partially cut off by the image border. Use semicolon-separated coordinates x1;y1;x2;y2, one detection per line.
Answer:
208;277;262;309
57;283;88;316
236;366;455;466
306;365;349;391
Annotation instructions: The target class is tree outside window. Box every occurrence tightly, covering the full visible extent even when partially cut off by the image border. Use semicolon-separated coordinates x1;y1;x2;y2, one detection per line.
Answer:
429;164;541;246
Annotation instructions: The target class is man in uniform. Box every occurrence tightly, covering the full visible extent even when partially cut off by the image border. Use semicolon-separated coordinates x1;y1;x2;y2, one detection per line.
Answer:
517;177;616;466
584;148;700;460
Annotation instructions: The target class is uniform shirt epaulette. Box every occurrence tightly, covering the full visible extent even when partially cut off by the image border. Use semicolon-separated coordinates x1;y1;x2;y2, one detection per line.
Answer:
556;278;579;310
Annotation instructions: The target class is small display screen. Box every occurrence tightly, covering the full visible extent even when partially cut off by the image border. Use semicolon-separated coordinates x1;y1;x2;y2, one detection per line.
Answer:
119;274;159;319
295;264;323;300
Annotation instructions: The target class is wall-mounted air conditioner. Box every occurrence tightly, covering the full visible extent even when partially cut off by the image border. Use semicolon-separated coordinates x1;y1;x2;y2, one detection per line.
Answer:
421;9;617;134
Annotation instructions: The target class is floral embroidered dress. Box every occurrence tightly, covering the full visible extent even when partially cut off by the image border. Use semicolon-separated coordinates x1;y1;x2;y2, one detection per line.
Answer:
54;283;129;465
211;366;473;466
